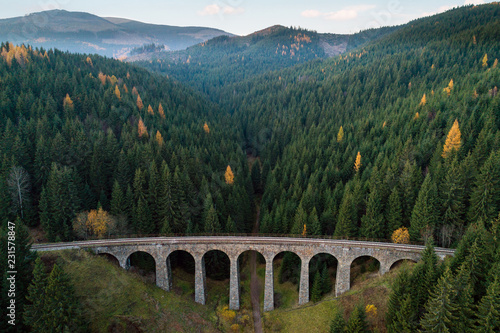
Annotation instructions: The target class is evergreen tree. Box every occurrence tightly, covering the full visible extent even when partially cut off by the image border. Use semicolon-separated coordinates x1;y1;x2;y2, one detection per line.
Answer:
335;185;356;238
310;207;321;235
345;304;369;333
321;264;332;295
386;186;402;237
41;264;85;332
23;257;47;331
476;276;500;333
361;185;385;239
110;179;124;216
330;309;346;333
420;268;458;333
386;268;412;332
410;173;438;241
311;270;322;302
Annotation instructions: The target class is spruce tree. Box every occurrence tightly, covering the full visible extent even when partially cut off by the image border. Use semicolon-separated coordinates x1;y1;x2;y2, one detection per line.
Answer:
321;264;332;294
386;267;412;331
476;276;500;333
310;207;321;235
110;179;124;216
419;268;458;333
386;186;402;237
311;270;322;302
23;257;47;331
330;309;346;333
335;186;356;238
409;173;438;242
345;304;369;333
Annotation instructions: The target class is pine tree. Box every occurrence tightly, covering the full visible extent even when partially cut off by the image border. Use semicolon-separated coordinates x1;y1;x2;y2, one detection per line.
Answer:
345;304;369;333
291;203;307;234
110;180;124;216
419;267;458;333
476;276;500;332
310;207;321;235
23;257;47;331
468;151;500;225
386;268;412;332
41;264;85;332
335;186;356;238
311;270;322;302
330;309;346;333
361;185;384;239
321;264;332;295
440;157;465;244
442;119;462;158
410;173;438;241
386;187;402;236
135;197;153;234
389;294;414;333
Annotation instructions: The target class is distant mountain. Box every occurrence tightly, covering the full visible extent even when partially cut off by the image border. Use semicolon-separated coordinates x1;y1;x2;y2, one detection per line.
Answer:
131;24;398;95
0;10;233;58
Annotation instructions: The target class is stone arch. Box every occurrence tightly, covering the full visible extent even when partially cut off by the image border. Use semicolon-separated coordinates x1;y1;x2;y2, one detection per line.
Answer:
127;250;157;284
202;249;231;304
349;255;381;287
272;251;302;308
97;252;120;266
235;250;266;304
166;250;196;297
387;258;418;272
308;252;338;301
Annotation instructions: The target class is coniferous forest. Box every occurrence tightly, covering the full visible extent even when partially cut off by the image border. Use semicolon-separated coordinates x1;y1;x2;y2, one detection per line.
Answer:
0;3;499;332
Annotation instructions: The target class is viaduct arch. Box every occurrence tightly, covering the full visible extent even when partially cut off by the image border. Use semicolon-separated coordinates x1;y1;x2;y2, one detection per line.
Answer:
32;236;454;312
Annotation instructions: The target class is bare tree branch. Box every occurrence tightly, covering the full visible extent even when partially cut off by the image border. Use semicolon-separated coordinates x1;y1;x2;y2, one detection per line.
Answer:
6;166;31;218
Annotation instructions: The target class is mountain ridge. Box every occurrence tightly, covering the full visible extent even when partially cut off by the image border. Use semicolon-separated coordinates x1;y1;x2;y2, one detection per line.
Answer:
0;9;233;57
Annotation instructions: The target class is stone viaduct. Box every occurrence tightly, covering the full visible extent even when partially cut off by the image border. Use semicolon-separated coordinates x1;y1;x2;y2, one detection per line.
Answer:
32;236;455;312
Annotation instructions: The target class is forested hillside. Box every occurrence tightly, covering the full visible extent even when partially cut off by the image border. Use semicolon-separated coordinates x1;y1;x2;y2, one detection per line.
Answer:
0;44;253;243
216;4;500;247
133;25;397;97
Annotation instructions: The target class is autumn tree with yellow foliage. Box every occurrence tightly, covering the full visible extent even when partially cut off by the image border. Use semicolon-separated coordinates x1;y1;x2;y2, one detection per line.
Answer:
419;93;427;106
158;103;165;119
225;165;234;185
443;79;454;96
204;122;210;133
482;53;488;67
114;85;121;100
337;126;344;142
442;119;461;158
147;105;154;115
354;151;362;172
73;208;116;239
155;130;164;146
138;118;148;138
63;94;74;111
391;227;410;244
136;94;144;110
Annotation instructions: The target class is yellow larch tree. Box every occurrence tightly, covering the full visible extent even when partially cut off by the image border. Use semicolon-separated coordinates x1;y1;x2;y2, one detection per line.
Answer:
98;72;106;85
354;151;362;173
203;122;210;134
414;112;420;120
86;56;93;67
155;130;164;146
442;119;462;158
126;72;130;79
123;84;128;94
158;103;165;119
225;165;234;185
443;79;454;96
114;85;121;100
73;208;115;239
337;126;344;142
383;121;387;128
302;224;307;236
132;86;138;96
63;94;74;110
138;118;148;138
482;53;488;67
147;105;154;115
108;75;118;86
419;93;427;106
493;59;498;68
136;94;144;111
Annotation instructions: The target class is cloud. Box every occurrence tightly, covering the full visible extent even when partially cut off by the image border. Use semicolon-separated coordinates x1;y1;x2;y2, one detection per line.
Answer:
301;10;321;18
464;0;485;4
198;4;244;16
302;5;376;21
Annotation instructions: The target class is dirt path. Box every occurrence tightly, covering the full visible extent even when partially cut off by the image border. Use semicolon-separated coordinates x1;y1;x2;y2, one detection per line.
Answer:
250;199;263;333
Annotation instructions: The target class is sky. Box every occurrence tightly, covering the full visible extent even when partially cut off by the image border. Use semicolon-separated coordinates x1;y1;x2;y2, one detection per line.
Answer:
0;0;491;35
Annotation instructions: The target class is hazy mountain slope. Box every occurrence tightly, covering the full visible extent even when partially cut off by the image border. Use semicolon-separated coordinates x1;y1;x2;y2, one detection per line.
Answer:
132;25;398;96
0;10;233;58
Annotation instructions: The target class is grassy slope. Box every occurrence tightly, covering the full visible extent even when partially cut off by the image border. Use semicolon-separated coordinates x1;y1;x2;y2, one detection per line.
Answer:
40;250;412;332
42;250;219;333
